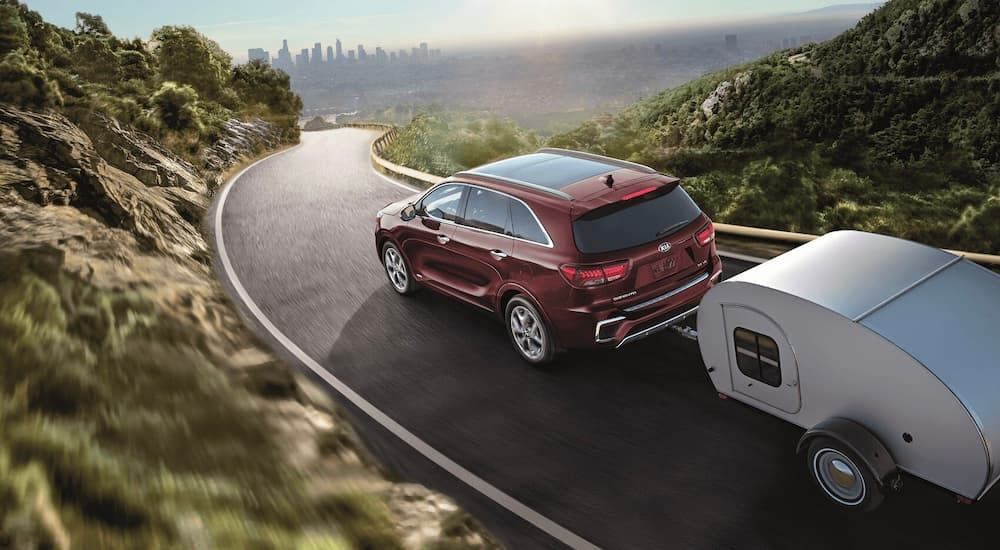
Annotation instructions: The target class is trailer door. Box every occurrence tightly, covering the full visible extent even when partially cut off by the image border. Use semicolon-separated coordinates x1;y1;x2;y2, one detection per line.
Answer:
722;305;801;414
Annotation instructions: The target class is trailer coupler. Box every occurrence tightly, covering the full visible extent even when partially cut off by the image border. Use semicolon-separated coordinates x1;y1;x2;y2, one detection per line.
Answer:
885;473;903;494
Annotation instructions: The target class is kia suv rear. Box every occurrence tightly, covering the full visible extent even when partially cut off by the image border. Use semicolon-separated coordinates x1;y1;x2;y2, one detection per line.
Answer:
375;147;722;365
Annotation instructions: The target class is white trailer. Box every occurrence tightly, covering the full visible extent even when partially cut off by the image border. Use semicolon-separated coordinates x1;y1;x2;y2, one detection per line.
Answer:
696;230;1000;510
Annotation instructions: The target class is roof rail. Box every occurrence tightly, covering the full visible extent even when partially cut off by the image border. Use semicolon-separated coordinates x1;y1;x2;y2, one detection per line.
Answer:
456;171;574;200
536;147;658;174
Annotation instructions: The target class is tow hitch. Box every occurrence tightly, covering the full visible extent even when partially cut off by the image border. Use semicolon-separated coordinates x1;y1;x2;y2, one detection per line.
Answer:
669;325;699;341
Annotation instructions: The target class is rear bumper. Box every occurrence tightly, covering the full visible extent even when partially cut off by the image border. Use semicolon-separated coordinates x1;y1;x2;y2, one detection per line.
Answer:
549;256;722;349
598;301;701;348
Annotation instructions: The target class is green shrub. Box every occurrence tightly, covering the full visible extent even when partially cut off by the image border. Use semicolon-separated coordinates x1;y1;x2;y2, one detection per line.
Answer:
0;51;61;107
315;492;403;550
151;81;201;131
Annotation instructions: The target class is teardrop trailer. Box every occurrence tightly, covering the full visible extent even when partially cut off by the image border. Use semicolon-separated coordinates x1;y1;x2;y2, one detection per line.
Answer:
692;230;1000;510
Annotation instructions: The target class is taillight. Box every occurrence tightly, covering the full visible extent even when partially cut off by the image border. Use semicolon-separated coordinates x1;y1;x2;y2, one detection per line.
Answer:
560;261;629;288
696;221;715;246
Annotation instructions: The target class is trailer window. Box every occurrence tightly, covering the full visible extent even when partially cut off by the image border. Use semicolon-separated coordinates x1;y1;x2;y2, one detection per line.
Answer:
733;328;781;387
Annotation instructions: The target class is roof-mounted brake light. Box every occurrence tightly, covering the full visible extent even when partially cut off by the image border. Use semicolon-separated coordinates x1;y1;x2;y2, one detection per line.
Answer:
621;186;658;201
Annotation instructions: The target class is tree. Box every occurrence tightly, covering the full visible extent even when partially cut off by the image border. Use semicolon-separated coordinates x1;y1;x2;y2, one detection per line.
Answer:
69;34;117;81
230;59;301;115
151;26;230;100
74;12;110;36
117;49;152;81
0;4;28;55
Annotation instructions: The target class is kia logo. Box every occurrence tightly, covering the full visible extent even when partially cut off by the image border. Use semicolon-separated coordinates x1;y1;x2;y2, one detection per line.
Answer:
658;242;672;253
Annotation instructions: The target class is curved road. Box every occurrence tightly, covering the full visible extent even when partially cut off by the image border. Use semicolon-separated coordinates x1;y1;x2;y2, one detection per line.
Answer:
211;128;996;549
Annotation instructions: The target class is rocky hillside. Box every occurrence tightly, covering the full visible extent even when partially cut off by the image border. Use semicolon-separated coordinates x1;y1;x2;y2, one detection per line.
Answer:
0;3;498;548
0;100;496;550
547;0;1000;253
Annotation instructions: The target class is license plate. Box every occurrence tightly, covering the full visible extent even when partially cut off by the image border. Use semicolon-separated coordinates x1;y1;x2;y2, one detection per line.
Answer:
651;255;678;278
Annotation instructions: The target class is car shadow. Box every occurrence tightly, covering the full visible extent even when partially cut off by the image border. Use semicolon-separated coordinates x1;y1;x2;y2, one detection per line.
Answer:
319;281;996;549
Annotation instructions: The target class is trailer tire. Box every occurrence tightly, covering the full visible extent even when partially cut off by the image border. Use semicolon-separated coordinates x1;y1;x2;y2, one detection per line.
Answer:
807;437;885;512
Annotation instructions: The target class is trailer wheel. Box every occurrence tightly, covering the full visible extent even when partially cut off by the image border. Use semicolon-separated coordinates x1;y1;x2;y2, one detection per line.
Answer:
806;437;885;512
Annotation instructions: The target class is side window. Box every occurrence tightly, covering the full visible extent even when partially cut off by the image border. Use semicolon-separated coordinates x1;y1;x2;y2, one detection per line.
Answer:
420;184;463;222
462;188;510;235
733;328;781;387
509;200;549;245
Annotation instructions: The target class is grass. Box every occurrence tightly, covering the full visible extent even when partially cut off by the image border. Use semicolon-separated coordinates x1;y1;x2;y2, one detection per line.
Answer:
0;251;404;548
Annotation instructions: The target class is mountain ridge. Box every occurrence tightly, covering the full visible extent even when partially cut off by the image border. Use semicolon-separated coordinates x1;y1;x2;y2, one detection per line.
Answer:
548;0;1000;253
801;3;885;15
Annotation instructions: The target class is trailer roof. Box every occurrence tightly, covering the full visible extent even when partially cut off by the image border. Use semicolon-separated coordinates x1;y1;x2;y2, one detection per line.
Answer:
860;258;1000;487
729;231;959;321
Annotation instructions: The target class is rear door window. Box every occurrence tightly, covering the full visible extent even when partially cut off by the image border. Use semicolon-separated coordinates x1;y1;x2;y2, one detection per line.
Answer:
572;185;701;254
462;187;510;235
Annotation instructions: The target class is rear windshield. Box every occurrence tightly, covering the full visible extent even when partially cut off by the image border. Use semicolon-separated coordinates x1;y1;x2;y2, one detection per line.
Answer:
572;185;702;254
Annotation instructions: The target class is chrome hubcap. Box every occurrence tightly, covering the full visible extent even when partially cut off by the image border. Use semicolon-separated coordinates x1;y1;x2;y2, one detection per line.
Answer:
384;247;408;292
510;305;544;360
813;448;865;505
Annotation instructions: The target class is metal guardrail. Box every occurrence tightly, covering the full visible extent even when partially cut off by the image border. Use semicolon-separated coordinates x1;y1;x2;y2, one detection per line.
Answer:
353;123;1000;266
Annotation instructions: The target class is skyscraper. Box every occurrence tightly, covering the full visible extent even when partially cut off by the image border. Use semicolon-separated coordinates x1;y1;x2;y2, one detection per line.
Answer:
327;46;334;66
297;48;310;67
357;44;367;61
335;39;343;62
419;42;428;59
247;48;269;64
274;39;293;72
312;42;323;64
347;50;356;62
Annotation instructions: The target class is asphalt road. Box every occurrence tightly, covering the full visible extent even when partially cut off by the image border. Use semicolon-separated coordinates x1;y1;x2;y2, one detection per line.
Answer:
211;128;996;549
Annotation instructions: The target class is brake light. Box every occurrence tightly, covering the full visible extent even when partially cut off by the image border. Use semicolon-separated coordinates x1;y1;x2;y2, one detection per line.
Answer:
696;221;715;246
560;261;629;288
621;186;658;201
602;262;628;282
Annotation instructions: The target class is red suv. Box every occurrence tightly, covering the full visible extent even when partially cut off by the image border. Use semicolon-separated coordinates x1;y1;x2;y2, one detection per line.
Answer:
375;148;722;365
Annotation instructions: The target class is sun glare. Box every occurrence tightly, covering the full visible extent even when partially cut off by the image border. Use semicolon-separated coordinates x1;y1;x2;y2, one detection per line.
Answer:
456;0;620;41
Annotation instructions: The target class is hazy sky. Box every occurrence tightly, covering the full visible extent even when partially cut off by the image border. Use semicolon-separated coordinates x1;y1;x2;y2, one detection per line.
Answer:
25;1;863;60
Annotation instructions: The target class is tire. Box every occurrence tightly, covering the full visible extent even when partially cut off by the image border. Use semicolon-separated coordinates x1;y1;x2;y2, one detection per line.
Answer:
806;437;885;512
381;242;418;296
504;295;556;366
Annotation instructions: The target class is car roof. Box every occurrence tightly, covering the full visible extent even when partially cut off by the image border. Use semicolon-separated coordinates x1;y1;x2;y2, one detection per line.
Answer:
452;148;677;212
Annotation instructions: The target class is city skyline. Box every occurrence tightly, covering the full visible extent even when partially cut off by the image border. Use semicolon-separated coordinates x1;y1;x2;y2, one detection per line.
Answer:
262;38;440;72
22;1;880;62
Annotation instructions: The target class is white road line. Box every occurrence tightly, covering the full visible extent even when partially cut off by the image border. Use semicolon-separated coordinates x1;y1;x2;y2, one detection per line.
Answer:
717;250;769;265
370;165;421;193
213;142;601;550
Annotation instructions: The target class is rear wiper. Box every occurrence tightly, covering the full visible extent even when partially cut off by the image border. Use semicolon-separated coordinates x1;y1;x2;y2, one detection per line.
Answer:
655;221;687;237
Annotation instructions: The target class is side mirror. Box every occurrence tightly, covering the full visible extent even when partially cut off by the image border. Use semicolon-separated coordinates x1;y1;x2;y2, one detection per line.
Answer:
401;204;417;221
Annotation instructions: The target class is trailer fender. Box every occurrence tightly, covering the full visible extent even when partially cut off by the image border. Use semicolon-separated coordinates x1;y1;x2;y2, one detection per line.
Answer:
797;418;899;488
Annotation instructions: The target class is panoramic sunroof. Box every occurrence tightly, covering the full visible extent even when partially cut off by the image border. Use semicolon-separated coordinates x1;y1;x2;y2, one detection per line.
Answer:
471;153;617;189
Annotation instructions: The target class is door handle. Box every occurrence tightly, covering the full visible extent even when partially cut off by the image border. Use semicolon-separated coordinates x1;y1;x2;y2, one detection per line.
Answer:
490;249;508;260
437;234;450;244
